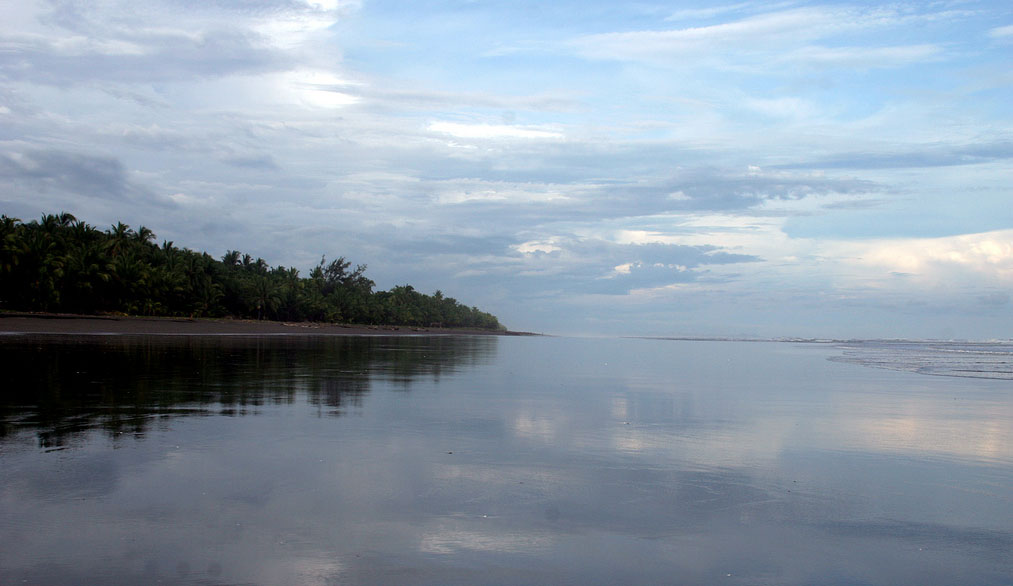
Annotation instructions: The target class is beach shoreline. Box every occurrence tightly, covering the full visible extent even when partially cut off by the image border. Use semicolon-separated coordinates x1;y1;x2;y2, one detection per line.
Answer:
0;312;538;337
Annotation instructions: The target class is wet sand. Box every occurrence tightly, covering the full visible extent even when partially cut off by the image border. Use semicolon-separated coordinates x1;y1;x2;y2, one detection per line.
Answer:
0;313;536;336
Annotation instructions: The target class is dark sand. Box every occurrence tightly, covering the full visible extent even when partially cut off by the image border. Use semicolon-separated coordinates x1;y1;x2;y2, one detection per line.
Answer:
0;313;536;336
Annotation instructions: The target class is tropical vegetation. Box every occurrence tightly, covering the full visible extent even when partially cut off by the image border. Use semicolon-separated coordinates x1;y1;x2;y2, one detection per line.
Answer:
0;212;503;330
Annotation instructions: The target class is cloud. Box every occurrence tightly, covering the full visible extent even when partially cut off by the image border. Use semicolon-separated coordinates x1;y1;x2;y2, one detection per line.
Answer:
566;6;952;73
741;96;820;120
221;154;280;170
0;149;153;202
570;8;835;61
775;141;1013;170
837;230;1013;288
428;121;564;140
281;70;361;108
619;168;880;212
505;236;761;295
0;0;354;87
988;24;1013;38
978;292;1010;306
777;44;941;69
426;178;572;205
2;30;289;86
331;82;580;114
664;3;757;23
566;6;935;63
115;124;191;150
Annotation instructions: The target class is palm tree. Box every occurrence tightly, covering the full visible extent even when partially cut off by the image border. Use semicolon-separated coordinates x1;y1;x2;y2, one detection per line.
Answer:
57;212;76;227
106;222;135;257
0;215;21;274
133;225;155;246
273;266;303;321
222;250;241;268
110;250;148;313
69;219;99;244
15;228;64;310
62;241;112;312
249;274;281;320
181;252;223;317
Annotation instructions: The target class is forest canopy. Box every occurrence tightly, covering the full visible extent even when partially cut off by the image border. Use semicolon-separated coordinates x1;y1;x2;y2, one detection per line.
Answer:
0;212;503;330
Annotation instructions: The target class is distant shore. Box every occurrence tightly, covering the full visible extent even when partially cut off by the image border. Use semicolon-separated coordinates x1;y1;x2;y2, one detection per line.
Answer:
0;312;539;337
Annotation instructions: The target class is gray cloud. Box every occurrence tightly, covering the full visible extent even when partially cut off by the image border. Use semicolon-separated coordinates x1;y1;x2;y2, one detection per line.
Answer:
373;235;762;299
339;139;882;224
1;0;339;88
428;172;879;227
550;238;760;295
2;30;287;86
977;292;1010;306
616;169;880;212
221;154;281;170
0;149;153;202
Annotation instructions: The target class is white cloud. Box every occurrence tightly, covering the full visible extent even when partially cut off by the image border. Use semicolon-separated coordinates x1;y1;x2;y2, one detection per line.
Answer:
428;121;563;140
835;230;1013;287
284;70;361;108
742;96;819;119
514;240;563;255
664;2;756;23
252;8;339;49
988;24;1013;38
780;44;941;68
570;7;848;61
612;262;633;275
568;6;951;74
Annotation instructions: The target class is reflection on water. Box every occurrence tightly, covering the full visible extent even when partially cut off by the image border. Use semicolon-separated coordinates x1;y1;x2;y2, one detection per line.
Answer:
0;336;1011;585
1;334;497;448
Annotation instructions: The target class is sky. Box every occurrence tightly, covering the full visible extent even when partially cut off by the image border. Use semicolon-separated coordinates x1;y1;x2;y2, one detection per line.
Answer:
1;0;1011;339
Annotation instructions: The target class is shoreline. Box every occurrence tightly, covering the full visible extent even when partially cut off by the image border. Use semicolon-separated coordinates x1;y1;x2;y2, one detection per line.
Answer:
0;312;539;337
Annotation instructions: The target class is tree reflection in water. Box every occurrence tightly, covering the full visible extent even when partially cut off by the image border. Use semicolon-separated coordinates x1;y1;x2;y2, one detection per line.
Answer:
0;334;498;448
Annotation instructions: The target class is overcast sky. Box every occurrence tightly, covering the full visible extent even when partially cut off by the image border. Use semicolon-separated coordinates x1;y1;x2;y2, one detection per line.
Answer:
2;1;1011;338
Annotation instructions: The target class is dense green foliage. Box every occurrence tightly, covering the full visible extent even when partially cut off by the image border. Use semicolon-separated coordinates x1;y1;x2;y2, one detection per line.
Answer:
0;213;503;330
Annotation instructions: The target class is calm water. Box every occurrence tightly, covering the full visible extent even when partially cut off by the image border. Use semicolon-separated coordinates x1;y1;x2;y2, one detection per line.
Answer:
1;335;1011;585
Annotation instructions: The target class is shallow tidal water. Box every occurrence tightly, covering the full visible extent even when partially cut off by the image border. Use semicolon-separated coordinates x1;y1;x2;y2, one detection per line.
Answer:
1;334;1011;585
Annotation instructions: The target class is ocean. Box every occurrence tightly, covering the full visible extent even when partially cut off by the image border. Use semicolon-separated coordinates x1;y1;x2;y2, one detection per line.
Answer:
1;334;1010;585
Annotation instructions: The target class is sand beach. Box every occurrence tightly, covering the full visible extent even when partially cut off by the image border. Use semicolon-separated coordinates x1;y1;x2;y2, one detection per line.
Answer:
0;312;534;336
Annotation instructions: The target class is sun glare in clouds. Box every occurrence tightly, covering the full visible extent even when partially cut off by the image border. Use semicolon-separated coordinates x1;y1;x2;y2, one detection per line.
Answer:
252;0;351;48
286;70;360;108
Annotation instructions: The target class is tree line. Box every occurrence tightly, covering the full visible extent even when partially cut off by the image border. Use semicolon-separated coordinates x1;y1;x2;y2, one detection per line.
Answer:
0;212;503;330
